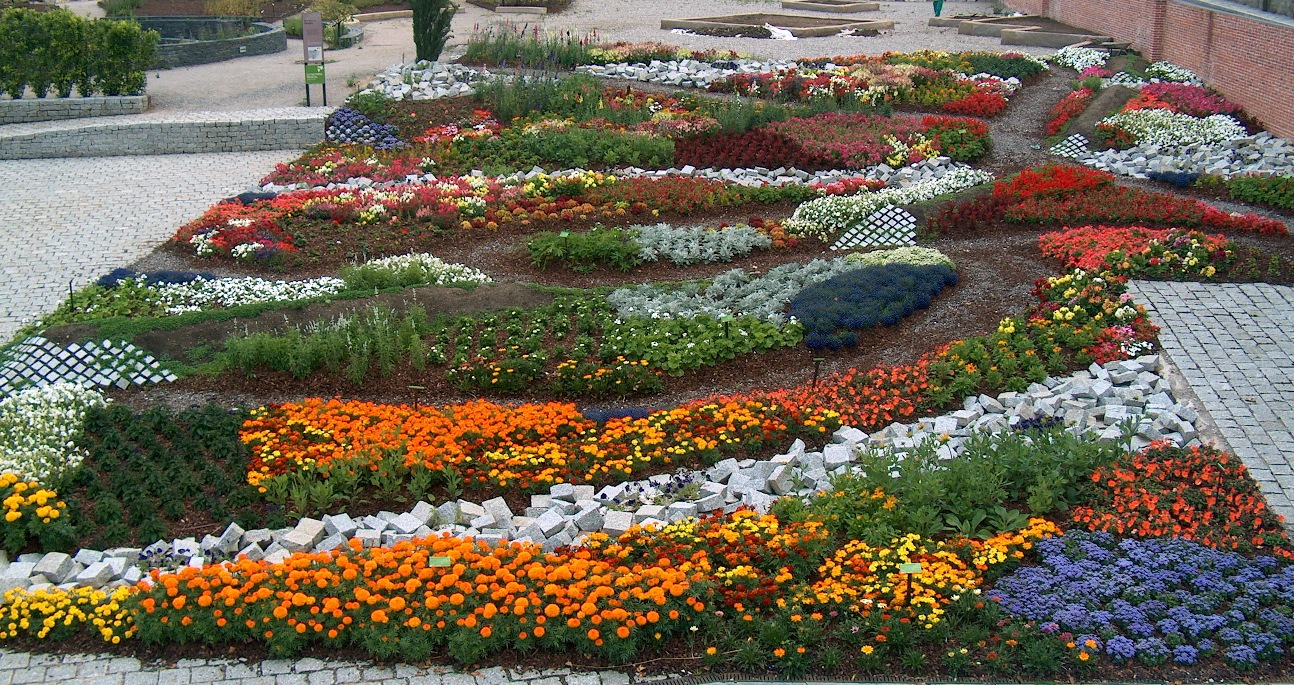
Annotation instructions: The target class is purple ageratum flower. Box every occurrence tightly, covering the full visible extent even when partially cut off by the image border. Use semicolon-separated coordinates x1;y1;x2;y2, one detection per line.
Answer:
1106;635;1137;661
1224;644;1259;667
989;531;1294;669
1173;644;1199;664
1135;637;1170;665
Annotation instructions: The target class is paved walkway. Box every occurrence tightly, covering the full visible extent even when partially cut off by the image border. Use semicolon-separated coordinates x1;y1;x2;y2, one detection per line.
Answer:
0;650;651;685
1129;280;1294;526
0;151;297;342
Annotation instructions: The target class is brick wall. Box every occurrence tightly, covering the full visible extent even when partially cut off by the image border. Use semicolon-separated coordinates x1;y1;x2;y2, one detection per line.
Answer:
1004;0;1294;137
1162;5;1294;137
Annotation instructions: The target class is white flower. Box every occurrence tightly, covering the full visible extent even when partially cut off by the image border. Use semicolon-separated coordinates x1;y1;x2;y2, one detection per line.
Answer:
785;166;994;241
1047;46;1108;72
157;275;349;313
1099;109;1246;149
0;382;107;482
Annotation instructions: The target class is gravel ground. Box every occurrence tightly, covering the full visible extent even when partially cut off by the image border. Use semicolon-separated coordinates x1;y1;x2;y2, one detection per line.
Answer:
136;0;1053;112
486;0;1054;61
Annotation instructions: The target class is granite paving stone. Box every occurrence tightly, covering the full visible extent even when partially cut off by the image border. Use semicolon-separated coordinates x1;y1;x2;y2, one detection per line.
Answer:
0;649;667;685
0;150;298;342
1130;281;1294;527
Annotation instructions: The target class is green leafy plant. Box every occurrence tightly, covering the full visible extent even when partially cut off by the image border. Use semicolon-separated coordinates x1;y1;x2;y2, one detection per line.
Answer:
411;0;454;62
528;226;642;272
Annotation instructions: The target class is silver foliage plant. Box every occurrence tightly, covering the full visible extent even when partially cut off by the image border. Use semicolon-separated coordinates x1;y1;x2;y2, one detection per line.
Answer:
607;258;859;325
633;223;772;266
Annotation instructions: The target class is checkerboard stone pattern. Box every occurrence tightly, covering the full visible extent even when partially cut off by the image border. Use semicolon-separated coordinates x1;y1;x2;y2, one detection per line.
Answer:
1129;280;1294;527
1050;133;1090;159
0;336;176;395
830;205;917;251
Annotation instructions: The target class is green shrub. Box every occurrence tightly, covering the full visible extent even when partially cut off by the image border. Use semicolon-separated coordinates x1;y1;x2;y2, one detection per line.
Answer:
98;0;142;17
461;24;592;69
0;9;156;98
1224;174;1294;211
282;14;303;36
345;90;394;121
778;424;1129;545
473;73;608;122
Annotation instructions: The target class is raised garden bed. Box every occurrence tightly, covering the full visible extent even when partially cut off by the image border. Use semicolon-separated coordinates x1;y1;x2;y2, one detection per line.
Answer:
661;13;893;38
780;0;880;13
137;17;287;68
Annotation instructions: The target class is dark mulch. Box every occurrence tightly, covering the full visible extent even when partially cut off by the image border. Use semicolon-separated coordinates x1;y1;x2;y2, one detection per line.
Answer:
111;225;1057;413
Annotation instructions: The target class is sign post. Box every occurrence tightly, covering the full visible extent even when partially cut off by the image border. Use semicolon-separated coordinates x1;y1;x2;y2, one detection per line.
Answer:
302;11;327;106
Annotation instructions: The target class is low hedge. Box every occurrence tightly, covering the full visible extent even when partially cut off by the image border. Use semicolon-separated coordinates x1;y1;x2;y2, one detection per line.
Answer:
0;8;157;98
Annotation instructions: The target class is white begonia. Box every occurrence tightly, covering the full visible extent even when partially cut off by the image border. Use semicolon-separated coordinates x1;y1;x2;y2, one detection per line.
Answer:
784;166;994;241
156;276;349;314
355;253;493;286
188;233;216;257
1144;61;1202;85
229;243;264;261
0;382;106;482
1099;109;1247;149
1046;46;1109;73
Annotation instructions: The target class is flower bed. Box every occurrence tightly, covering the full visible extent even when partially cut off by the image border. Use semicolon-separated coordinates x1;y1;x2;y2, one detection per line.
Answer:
674;113;989;170
12;44;1294;683
1039;225;1230;277
927;163;1288;237
705;51;1040;113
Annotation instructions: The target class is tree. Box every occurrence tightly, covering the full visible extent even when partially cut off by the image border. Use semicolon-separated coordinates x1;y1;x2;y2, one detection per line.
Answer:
311;0;356;45
411;0;455;63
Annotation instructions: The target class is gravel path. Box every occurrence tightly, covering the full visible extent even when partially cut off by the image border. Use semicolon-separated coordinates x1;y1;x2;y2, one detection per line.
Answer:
478;0;1053;61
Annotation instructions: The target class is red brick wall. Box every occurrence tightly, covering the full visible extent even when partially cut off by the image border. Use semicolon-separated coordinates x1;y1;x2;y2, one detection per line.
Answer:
1163;6;1294;137
1005;0;1049;14
1003;0;1294;137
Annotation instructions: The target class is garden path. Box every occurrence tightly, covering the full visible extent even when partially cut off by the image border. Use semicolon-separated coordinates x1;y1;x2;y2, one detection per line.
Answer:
0;650;658;685
0;151;297;342
1129;281;1294;527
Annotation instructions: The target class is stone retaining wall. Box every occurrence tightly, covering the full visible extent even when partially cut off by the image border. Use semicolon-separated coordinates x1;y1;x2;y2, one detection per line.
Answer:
138;17;287;68
0;108;329;159
0;95;148;125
